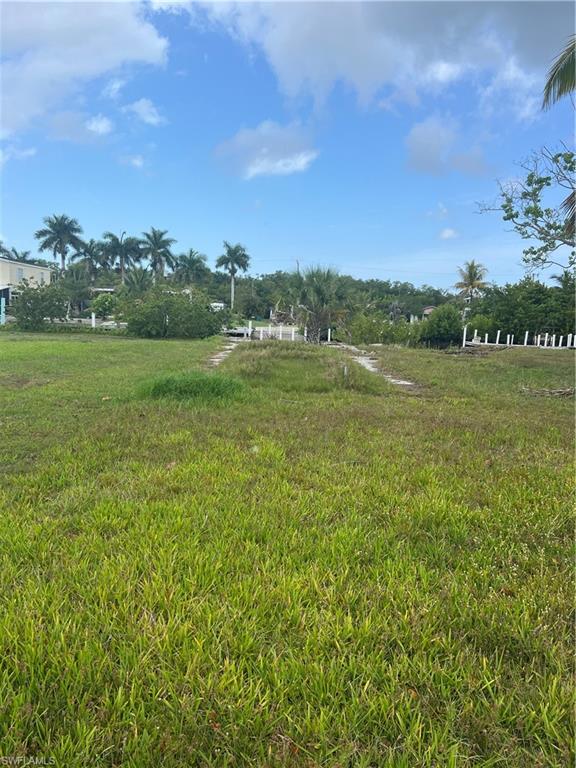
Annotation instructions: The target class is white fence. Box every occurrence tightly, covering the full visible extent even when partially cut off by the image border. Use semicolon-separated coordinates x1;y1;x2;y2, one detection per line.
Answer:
463;325;574;349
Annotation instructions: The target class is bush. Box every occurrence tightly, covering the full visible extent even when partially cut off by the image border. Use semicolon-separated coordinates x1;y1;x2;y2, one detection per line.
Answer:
91;293;117;319
11;282;67;330
125;291;223;339
466;313;497;338
344;312;422;347
420;304;463;348
138;371;245;404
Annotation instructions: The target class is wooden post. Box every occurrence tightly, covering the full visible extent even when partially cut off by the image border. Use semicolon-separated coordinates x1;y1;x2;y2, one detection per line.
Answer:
462;324;468;348
495;330;501;345
291;327;295;341
524;331;529;346
91;312;96;329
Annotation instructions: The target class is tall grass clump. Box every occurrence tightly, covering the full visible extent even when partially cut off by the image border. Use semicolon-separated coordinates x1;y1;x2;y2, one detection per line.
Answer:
137;370;245;404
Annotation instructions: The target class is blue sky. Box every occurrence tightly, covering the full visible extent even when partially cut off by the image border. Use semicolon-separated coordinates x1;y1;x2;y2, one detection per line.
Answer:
1;1;573;287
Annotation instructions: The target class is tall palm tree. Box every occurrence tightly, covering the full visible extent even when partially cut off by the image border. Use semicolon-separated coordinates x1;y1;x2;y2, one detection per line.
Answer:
215;241;250;310
7;247;32;262
34;214;84;271
542;35;575;110
102;232;141;284
140;228;176;283
71;239;107;283
455;261;488;300
297;267;342;343
174;249;210;286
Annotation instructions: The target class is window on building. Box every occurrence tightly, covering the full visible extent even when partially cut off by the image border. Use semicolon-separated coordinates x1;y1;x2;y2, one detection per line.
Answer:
40;272;45;284
16;268;24;282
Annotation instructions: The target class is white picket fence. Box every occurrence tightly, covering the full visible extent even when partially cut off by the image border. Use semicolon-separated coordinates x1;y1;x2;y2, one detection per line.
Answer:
463;325;574;349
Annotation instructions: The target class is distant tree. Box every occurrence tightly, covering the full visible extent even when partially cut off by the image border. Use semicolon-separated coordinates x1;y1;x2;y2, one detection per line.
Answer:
542;34;575;110
455;260;488;300
215;241;250;310
60;262;91;315
34;214;84;271
296;267;342;343
123;267;153;296
174;250;210;285
421;304;462;348
140;228;176;283
91;293;117;320
6;247;32;262
71;239;107;283
102;232;141;285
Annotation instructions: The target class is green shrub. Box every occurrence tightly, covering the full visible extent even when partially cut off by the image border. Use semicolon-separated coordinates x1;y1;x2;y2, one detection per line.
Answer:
125;291;222;339
91;293;117;319
345;312;422;346
11;282;67;330
420;304;463;348
466;313;497;338
138;371;245;404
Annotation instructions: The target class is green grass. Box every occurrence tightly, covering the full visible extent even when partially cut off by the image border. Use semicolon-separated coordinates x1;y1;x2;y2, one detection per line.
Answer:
0;333;573;767
137;370;246;404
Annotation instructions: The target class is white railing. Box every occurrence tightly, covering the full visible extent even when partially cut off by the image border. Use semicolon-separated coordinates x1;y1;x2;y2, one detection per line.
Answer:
462;325;574;349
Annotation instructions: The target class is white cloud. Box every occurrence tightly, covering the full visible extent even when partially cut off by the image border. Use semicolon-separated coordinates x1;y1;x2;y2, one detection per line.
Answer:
440;228;459;240
102;78;126;100
85;115;113;136
197;2;572;118
121;154;145;169
0;146;37;166
216;121;319;180
1;3;167;136
123;98;166;126
406;115;487;176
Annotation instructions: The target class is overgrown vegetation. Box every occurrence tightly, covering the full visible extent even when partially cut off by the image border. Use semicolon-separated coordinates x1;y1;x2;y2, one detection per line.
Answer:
0;333;572;766
123;290;223;339
138;370;245;404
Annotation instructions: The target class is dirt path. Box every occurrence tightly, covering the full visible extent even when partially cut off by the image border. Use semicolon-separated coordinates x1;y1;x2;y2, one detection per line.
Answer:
208;340;240;367
338;344;417;389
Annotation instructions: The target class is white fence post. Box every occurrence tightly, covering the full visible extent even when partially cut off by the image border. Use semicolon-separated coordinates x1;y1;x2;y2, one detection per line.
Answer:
248;320;253;338
568;333;573;348
268;323;272;337
506;334;510;346
544;333;549;347
536;334;540;346
484;333;488;344
551;334;556;347
91;312;96;329
291;327;295;341
279;324;283;340
524;331;529;346
510;334;514;346
0;297;5;326
462;324;468;348
259;328;264;341
495;330;501;345
304;326;308;341
327;328;332;343
559;335;564;347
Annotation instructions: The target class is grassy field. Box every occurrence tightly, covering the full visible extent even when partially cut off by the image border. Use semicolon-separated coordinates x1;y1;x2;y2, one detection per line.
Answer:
0;334;573;767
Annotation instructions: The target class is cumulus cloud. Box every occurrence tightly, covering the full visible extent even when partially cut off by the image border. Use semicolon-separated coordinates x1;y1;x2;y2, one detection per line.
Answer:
123;98;166;126
1;2;167;136
196;2;572;119
85;115;113;136
216;121;319;180
406;115;487;176
440;228;459;240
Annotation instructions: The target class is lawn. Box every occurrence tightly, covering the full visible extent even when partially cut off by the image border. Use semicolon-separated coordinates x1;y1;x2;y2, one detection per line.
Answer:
0;334;573;767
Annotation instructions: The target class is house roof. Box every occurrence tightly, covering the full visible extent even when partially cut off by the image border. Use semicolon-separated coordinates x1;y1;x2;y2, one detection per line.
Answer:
0;256;55;270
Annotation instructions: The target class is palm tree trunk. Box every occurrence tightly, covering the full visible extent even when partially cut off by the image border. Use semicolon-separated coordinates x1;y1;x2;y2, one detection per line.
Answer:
121;256;125;285
60;249;66;272
230;274;235;310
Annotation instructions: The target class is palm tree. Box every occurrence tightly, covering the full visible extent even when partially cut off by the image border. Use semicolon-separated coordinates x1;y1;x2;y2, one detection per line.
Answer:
455;261;488;301
542;36;576;241
60;262;91;317
123;267;153;296
215;241;250;310
102;232;141;284
297;267;342;343
174;249;210;286
7;247;32;262
34;214;84;271
71;239;107;283
542;35;575;110
140;228;176;283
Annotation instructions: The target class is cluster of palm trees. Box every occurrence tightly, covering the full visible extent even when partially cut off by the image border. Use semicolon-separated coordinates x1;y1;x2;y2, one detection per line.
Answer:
30;214;250;307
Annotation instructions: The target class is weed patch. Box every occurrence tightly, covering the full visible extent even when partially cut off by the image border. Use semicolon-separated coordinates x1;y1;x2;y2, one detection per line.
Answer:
137;370;246;404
